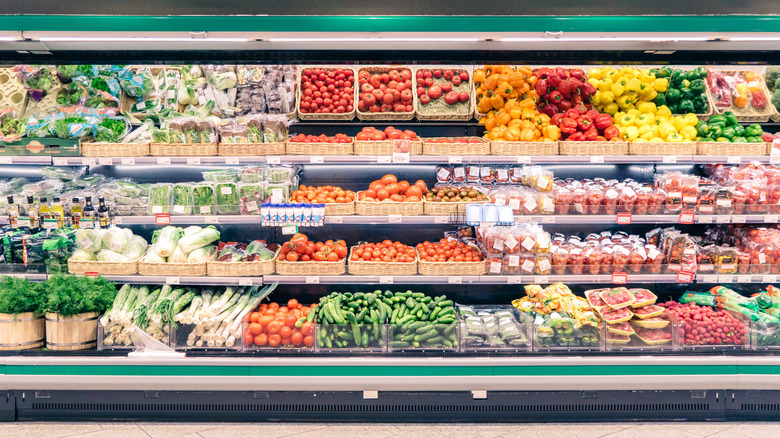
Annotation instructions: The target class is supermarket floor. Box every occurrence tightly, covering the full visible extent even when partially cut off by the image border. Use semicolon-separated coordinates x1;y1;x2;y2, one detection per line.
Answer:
0;421;778;438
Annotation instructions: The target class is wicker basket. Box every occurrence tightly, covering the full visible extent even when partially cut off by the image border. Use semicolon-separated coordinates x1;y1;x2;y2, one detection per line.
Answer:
80;140;150;157
709;68;774;122
355;66;416;121
150;143;218;157
325;200;356;216
418;257;486;276
275;257;346;276
296;66;357;120
139;253;213;276
286;140;353;156
423;199;485;215
628;142;697;156
422;137;490;156
490;141;559;156
356;197;424;216
207;249;279;277
413;66;475;121
559;141;629;156
218;142;285;156
354;140;422;156
697;141;769;156
347;247;418;276
67;258;140;275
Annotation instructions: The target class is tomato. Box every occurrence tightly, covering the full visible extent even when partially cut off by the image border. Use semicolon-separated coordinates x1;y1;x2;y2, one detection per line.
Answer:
327;252;339;262
303;335;314;347
253;333;268;346
459;71;469;81
389;193;404;202
381;174;398;185
432;69;442;78
414;180;428;194
334;245;348;258
451;76;461;86
420;94;431;105
247;322;263;336
444;91;459;105
268;334;281;347
385;183;400;195
284;314;298;327
443;69;454;80
377;189;389;200
258;315;273;328
287;299;299;310
301;321;315;336
267;321;282;334
405;186;423;198
280;326;293;338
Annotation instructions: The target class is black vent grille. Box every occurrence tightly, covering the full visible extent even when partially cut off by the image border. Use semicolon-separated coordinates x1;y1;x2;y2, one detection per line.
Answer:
741;403;780;411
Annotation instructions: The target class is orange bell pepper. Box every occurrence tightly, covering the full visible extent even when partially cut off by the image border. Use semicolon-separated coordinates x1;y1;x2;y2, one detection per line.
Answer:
495;110;511;126
484;75;498;90
506;127;522;141
508;72;527;89
477;96;493;114
517;66;533;77
508;119;523;129
497;81;513;97
473;69;486;84
519;120;534;130
521;107;536;120
490;93;504;109
518;98;536;109
542;125;561;141
483;65;495;76
520;128;537;142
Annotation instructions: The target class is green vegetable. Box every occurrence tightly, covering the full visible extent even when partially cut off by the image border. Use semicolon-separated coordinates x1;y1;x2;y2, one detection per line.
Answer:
171;184;194;216
56;83;84;106
25;67;53;91
192;184;215;216
746;124;764;137
0;277;44;314
39;275;117;317
723;111;739;126
56;65;78;82
215;183;239;215
52;116;89;139
94;118;128;143
147;184;171;215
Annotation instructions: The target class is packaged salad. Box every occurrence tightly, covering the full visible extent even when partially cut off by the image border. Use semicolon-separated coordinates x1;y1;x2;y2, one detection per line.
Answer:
192;183;216;216
171;183;194;215
215;182;239;214
147;183;171;215
238;182;265;215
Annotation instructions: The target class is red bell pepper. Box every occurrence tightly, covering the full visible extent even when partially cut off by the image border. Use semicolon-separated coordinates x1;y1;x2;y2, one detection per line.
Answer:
569;68;585;81
567;131;585;141
573;102;588;114
581;82;596;99
560;117;578;135
550;113;564;126
535;67;552;79
541;103;558;117
564;109;580;120
558;79;575;98
595;135;607;141
547;74;562;88
604;125;620;140
595;113;613;130
577;116;593;131
558;99;572;111
584;126;599;141
547;90;564;104
555;67;568;79
535;79;548;96
585;109;601;121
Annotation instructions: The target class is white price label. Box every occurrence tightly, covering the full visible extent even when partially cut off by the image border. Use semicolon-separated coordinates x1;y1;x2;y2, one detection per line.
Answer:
392;152;410;163
266;156;281;164
53;158;68;166
763;275;778;283
698;215;714;224
434;216;448;224
388;215;403;223
225;157;240;165
310;156;324;164
165;277;180;285
379;276;394;284
120;158;135;165
719;275;734;284
612;272;628;284
113;217;123;225
534;276;549;284
83;158;97;166
448;276;462;284
281;225;297;235
328;216;343;224
97;157;112;165
186;157;201;165
305;276;320;284
732;215;747;223
516;156;531;164
590;156;605;163
662;155;677;163
765;215;780;223
716;216;732;224
0;157;12;164
204;216;219;224
617;212;632;225
698;275;718;283
737;276;751;283
377;156;392;163
449;156;463;164
508;276;523;284
727;156;741;164
239;279;253;286
541;216;555;223
156;157;171;165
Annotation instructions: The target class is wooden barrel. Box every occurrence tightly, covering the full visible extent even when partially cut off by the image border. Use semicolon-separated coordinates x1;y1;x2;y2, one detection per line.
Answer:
0;312;45;350
45;312;99;351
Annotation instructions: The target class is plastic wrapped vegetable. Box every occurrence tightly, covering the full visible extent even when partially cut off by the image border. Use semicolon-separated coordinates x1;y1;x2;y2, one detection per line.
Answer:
178;226;221;254
147;183;171;215
75;228;103;253
152;226;184;258
70;248;96;261
96;249;130;263
192;183;216;216
187;245;215;263
94;117;129;143
52;115;93;139
14;65;54;101
124;235;149;260
239;183;264;215
171;184;194;215
101;227;130;254
215;182;239;214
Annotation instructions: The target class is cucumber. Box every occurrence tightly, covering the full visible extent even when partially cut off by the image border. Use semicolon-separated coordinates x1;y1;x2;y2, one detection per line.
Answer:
437;300;454;308
390;341;410;348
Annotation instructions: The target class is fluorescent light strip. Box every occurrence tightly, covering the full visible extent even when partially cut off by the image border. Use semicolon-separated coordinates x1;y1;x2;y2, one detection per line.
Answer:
500;36;709;42
0;36;17;41
268;37;479;42
38;37;249;42
729;36;780;41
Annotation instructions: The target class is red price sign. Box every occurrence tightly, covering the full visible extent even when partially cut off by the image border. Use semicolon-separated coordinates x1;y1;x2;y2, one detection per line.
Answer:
616;212;632;225
612;272;627;284
677;270;695;283
155;213;171;226
679;212;695;224
84;272;99;278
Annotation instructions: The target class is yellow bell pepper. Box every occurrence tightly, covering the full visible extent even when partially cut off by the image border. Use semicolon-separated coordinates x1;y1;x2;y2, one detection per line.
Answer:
636;102;656;114
588;68;603;80
683;113;699;127
666;132;684;142
620;114;637;126
542;124;560;141
680;125;698;140
599;91;615;105
625;78;641;94
613;112;624;124
633;137;649;143
656;105;672;118
657;122;676;139
641;88;658;101
603;103;619;115
638;124;654;137
649;137;664;143
623;126;640;141
597;79;613;92
610;81;626;97
616;94;633;108
604;69;618;79
636;113;654;127
653;78;669;93
490;93;504;110
639;69;655;83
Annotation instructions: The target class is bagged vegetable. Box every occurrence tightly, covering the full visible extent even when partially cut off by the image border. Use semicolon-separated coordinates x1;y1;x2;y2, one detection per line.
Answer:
152;226;183;258
101;227;130;254
171;184;194;215
75;228;103;253
70;249;96;261
148;183;171;214
94;117;129;143
96;249;130;263
124;235;149;260
178;225;220;254
192;183;215;215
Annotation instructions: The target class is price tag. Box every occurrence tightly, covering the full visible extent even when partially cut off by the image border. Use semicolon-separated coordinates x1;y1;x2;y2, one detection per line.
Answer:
83;158;97;166
120;158;135;165
310;156;324;164
392;152;410;163
732;215;747;223
43;219;58;230
155;213;171;226
765;215;780;223
156;157;171;165
612;272;627;284
225;157;240;165
449;156;463;164
204;216;219;224
84;272;99;278
508;276;523;284
590;156;605;163
448;276;462;284
534;276;549;284
165;277;180;285
737;276;751;283
0;157;12;164
772;139;780;165
763;275;778;283
434;216;448;224
516;156;531;164
727;156;741;164
113;217;123;225
97;157;112;165
679;212;695;224
266;156;281;164
719;275;734;284
662;155;677;163
698;215;714;224
716;216;732;224
698;275;718;283
281;225;297;235
677;270;695;283
15;218;31;228
377;156;392;163
53;157;68;166
79;218;94;229
379;276;394;284
388;215;403;223
617;212;632;225
186;157;201;165
239;279;253;286
328;216;343;224
305;276;320;284
541;216;555;223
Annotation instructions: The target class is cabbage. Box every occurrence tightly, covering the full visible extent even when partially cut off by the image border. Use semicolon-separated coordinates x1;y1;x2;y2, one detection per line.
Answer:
96;249;130;263
183;225;202;235
210;72;236;90
124;235;149;260
152;226;183;257
102;227;130;254
187;245;214;263
70;249;96;261
177;225;220;254
75;229;102;253
143;248;166;263
169;245;188;264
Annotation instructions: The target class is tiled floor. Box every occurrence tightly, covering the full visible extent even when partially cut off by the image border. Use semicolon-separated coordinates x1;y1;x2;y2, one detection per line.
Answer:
0;422;778;438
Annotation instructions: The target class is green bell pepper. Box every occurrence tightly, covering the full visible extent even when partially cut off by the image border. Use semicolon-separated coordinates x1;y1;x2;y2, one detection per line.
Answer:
670;70;685;87
693;66;707;80
708;124;723;139
733;125;746;137
685;70;699;82
697;123;711;138
679;99;695;113
667;102;679;114
723;111;738;126
708;115;726;125
732;136;748;143
680;88;696;101
666;88;682;104
656;67;672;79
722;126;736;140
747;136;765;143
693;95;708;113
654;92;667;107
689;79;706;94
746;124;764;137
701;137;715;142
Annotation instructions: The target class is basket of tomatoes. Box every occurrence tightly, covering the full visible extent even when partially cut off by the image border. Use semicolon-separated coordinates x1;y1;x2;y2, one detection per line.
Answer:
297;66;356;120
354;126;422;156
416;238;486;276
290;184;357;216
348;240;419;276
286;133;354;155
242;299;317;350
422;137;490;156
414;66;474;121
356;66;416;121
276;233;348;276
356;174;426;216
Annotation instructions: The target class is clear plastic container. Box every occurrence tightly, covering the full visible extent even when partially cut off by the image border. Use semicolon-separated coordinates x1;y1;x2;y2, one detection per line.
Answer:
192;183;216;216
238;182;265;215
315;323;387;352
266;166;296;184
170;183;194;216
388;322;459;351
202;169;238;183
264;181;291;204
238;166;265;183
458;305;532;352
215;182;240;215
147;183;171;215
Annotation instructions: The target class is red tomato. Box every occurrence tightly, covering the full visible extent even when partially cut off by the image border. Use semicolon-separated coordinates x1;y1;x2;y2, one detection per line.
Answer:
268;334;281;347
428;85;442;99
254;333;268;346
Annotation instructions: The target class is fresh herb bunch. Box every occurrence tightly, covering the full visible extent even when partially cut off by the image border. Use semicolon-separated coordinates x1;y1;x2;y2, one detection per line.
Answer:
26;67;54;91
94;118;127;143
0;118;26;137
52;116;87;139
0;277;44;314
39;275;117;317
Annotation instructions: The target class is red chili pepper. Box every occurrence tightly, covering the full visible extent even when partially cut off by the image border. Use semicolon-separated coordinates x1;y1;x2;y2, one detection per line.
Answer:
595;113;614;130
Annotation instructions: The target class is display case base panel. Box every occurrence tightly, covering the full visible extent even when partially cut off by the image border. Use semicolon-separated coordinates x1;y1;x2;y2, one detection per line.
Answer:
9;389;774;422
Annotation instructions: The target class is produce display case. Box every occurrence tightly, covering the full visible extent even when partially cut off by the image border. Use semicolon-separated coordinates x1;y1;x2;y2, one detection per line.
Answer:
314;323;388;352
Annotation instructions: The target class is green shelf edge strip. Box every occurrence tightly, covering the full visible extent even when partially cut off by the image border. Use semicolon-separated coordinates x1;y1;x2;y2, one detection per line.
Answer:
3;363;771;377
2;15;780;33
